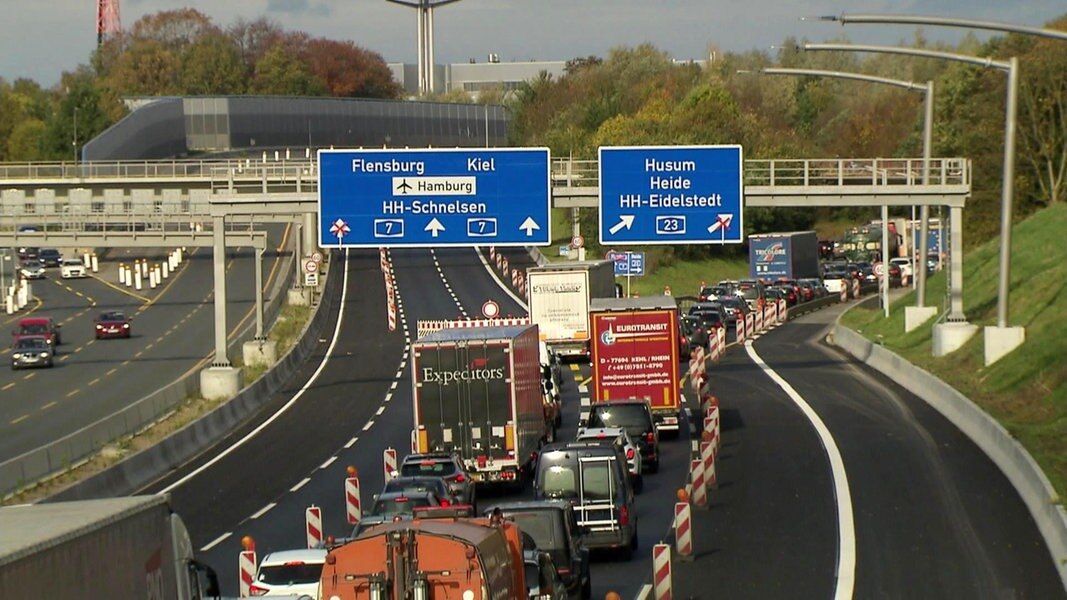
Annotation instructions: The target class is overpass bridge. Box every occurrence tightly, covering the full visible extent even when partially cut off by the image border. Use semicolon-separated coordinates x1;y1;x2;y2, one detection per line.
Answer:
0;154;973;394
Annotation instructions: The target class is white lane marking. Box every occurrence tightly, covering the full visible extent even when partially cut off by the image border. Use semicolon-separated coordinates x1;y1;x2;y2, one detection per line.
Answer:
430;249;469;318
161;250;353;493
201;532;232;552
578;384;589;394
291;478;311;492
375;406;385;416
320;456;337;469
745;342;856;600
250;502;276;519
474;247;528;311
362;421;374;431
345;437;358;448
390;381;398;390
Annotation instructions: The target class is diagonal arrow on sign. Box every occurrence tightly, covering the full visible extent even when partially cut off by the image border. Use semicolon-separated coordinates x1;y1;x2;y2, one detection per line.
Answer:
707;214;733;234
609;215;636;235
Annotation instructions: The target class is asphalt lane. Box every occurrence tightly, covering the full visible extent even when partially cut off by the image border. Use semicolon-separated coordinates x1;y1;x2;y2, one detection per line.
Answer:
0;226;290;463
668;304;1063;599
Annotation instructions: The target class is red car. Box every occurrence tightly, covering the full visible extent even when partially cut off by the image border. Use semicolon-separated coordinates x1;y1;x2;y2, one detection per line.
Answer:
12;316;61;348
94;311;132;339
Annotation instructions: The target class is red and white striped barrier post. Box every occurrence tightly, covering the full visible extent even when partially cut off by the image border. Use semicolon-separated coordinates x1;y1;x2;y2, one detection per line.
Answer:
495;252;503;270
840;282;848;302
852;278;860;299
379;248;388;273
674;502;693;561
652;543;672;600
512;268;520;288
306;505;323;549
689;458;707;508
345;466;362;525
705;404;720;458
501;255;509;276
238;536;256;598
736;314;746;344
488;246;496;262
383;447;398;481
778;299;787;323
755;307;764;333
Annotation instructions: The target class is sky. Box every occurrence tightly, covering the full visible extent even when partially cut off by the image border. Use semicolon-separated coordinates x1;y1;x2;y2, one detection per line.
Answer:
2;0;1065;88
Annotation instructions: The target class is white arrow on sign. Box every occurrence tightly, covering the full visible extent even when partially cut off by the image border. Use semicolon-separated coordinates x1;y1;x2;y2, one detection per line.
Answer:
608;215;635;235
519;217;540;237
424;218;446;238
707;214;734;234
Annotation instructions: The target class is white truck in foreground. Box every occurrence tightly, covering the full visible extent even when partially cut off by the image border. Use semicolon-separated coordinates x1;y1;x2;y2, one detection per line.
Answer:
527;260;616;361
0;494;221;600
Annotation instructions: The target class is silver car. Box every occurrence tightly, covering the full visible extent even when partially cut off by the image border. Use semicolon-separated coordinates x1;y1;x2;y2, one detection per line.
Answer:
575;426;643;492
18;259;46;280
399;452;476;507
11;336;53;370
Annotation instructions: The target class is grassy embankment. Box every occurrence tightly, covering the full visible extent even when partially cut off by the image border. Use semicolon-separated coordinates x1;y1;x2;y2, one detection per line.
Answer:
841;203;1067;498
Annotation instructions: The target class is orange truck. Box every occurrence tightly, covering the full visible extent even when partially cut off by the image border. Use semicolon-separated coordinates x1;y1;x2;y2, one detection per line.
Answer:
589;296;683;433
319;511;526;599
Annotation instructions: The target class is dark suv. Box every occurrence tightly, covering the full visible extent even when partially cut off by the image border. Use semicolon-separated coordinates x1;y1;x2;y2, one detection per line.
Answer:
534;440;638;559
399;451;475;506
585;399;659;473
484;501;592;599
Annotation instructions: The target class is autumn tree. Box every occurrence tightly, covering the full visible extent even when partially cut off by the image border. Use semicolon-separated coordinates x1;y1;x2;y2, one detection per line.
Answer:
251;44;328;96
182;31;247;95
300;38;401;98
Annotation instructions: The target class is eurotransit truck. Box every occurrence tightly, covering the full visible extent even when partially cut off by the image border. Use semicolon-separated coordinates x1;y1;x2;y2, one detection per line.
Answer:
589;296;682;434
527;260;616;361
0;494;220;600
749;230;820;281
412;324;548;486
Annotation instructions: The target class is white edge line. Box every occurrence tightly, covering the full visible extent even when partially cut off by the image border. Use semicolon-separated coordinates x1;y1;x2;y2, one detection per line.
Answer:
745;342;856;600
320;456;337;470
345;437;358;448
291;477;311;492
201;532;232;552
473;247;528;311
250;502;276;520
161;250;352;493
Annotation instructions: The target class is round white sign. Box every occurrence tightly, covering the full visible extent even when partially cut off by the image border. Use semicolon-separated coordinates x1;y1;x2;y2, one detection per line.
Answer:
482;300;500;319
572;235;584;248
304;259;318;274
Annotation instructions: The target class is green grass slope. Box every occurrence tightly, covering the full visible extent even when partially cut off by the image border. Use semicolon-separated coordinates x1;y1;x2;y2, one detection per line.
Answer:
842;203;1067;497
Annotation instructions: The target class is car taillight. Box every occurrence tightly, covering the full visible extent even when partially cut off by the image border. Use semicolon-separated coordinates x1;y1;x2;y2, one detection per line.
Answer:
440;499;450;507
619;505;630;526
626;448;635;459
249;584;269;596
558;567;571;576
645;432;655;443
453;474;465;483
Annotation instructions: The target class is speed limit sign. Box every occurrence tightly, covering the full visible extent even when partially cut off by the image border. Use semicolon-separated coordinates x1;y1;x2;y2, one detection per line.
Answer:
304;259;318;274
311;251;323;263
571;235;584;248
874;262;885;278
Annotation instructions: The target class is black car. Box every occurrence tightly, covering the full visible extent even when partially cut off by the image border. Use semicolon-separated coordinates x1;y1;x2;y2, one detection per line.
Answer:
11;336;54;370
680;315;709;357
484;501;592;599
368;490;443;519
768;284;798;306
717;295;751;330
380;475;458;506
38;248;62;268
584;399;658;473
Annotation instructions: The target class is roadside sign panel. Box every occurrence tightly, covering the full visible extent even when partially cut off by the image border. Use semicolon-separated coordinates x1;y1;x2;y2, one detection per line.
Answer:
318;148;550;247
599;145;743;245
606;251;646;276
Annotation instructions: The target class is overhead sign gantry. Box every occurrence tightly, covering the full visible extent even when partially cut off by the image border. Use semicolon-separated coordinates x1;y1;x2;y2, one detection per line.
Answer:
318;148;551;247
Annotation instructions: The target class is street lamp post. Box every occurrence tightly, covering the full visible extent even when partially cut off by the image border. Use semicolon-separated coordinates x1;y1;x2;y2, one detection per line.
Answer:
804;42;1020;358
751;67;938;328
72;107;79;163
806;14;1067;363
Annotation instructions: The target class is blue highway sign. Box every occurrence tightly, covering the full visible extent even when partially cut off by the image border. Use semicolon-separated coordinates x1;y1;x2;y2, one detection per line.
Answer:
606;250;645;276
598;145;743;245
318;148;550;247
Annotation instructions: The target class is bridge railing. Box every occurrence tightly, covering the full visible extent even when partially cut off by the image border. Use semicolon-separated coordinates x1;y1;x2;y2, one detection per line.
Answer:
744;157;969;187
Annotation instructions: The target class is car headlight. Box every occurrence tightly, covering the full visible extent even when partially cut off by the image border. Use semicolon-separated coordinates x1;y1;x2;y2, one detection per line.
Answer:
39;352;50;358
12;353;21;359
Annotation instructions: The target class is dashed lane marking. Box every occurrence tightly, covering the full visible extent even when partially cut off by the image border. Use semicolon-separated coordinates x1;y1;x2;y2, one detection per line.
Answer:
201;532;232;552
250;503;276;519
65;389;79;398
41;401;57;410
319;456;337;469
291;478;311;492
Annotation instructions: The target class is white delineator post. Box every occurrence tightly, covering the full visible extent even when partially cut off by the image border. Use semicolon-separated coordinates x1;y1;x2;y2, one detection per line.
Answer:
652;543;672;600
305;505;323;549
345;467;362;525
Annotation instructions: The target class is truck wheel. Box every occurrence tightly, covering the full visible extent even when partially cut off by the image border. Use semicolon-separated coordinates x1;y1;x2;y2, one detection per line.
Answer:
634;474;644;494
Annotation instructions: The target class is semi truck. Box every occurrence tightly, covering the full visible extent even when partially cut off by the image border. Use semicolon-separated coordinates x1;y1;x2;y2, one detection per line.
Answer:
527;260;616;361
589;296;682;433
0;494;220;600
411;324;548;486
320;511;526;600
748;230;820;281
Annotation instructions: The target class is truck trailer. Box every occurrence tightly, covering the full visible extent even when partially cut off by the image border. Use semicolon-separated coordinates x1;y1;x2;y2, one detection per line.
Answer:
320;513;526;600
589;296;683;433
749;230;820;281
412;324;548;486
527;260;617;361
0;494;220;600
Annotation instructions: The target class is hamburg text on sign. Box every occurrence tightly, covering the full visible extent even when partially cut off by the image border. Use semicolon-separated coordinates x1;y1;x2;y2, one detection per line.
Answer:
318;148;551;247
598;145;744;245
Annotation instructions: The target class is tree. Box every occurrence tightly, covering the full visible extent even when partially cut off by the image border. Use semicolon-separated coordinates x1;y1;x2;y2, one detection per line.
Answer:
106;38;181;96
251;44;327;96
131;8;218;52
300;38;401;98
228;17;286;75
182;32;247;94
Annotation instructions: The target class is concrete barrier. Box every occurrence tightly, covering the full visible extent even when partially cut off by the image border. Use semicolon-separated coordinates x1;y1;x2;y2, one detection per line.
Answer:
829;324;1067;589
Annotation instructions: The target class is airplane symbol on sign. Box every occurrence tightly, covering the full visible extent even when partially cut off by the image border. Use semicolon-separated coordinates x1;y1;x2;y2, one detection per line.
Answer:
395;180;412;194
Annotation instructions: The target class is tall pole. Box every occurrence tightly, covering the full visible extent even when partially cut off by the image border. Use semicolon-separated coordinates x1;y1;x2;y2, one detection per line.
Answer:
72;107;79;163
386;0;462;95
805;43;1015;326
